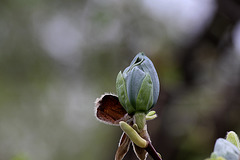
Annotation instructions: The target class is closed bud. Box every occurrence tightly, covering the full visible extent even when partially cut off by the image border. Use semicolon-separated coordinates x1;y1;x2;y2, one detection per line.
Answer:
116;53;160;114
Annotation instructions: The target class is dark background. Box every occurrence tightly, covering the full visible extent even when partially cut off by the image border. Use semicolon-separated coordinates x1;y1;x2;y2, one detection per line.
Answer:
0;0;240;160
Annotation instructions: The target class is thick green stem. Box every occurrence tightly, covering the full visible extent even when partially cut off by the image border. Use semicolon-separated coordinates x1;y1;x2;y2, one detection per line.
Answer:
134;112;146;131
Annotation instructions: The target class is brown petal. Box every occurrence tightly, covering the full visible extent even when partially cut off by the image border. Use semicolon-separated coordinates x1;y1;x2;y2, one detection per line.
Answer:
133;143;148;160
95;94;129;125
115;133;131;160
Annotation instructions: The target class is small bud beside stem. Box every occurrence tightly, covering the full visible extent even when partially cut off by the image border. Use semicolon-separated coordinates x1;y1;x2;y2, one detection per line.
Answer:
119;121;148;148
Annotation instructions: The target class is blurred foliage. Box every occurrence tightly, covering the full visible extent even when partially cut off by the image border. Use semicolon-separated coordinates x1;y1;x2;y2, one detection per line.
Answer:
11;154;29;160
0;0;240;160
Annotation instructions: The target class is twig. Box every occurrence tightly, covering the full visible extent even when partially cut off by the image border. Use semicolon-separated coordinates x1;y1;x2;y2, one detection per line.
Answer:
145;142;162;160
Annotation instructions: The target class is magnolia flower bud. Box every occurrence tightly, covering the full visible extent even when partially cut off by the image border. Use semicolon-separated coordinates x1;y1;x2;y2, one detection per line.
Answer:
116;53;160;114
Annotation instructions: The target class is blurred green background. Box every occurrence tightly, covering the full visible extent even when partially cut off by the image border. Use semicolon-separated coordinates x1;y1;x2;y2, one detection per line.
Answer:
0;0;240;160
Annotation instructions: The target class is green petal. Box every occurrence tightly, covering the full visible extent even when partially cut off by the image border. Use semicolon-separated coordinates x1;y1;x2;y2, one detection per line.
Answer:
140;54;160;106
136;73;153;112
125;67;145;108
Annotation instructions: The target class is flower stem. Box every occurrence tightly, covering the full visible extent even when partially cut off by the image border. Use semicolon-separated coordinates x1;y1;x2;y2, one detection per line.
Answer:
134;112;146;131
133;113;162;160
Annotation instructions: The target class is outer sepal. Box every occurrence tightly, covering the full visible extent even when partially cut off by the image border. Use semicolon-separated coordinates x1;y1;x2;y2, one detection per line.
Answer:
95;94;130;125
116;71;135;114
136;73;153;112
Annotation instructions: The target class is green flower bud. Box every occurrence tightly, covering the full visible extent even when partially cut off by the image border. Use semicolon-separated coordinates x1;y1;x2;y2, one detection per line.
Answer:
116;53;160;114
213;138;240;160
